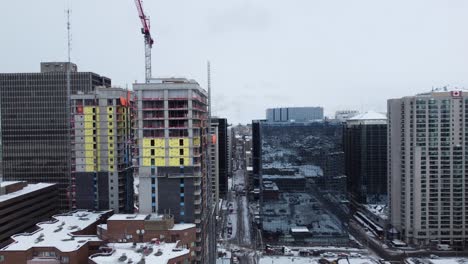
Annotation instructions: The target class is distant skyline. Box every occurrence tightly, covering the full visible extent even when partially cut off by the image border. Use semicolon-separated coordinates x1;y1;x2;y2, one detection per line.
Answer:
2;0;468;124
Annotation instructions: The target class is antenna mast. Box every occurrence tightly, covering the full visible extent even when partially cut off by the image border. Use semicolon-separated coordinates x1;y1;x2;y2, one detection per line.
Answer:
66;9;73;209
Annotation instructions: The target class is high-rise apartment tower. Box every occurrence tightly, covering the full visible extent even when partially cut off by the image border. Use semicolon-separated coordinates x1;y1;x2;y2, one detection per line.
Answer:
388;90;468;248
134;78;208;262
70;87;134;212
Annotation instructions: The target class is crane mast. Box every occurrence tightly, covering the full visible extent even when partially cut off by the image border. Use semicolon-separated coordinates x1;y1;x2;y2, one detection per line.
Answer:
134;0;154;83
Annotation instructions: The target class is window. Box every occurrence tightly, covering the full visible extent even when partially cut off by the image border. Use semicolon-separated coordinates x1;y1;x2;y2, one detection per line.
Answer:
179;139;184;146
151;140;155;146
179;149;184;155
151;159;155;166
179;158;184;165
151;149;155;155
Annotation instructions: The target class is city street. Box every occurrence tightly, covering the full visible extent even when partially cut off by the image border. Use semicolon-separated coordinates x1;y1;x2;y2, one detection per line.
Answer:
219;143;258;264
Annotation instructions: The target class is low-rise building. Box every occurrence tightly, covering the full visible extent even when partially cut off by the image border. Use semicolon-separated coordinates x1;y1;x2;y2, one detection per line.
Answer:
89;242;191;264
0;210;112;264
98;213;196;258
0;181;58;247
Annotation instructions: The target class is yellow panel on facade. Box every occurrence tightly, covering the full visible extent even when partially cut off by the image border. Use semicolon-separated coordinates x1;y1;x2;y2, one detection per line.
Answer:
156;158;165;166
84;150;94;157
85;165;94;172
169;148;179;156
107;107;114;113
156;148;165;156
142;158;151;166
84;143;94;150
84;122;93;129
84;129;93;136
169;138;189;147
143;148;151;156
184;158;189;166
155;138;165;147
84;107;94;114
85;157;94;165
84;115;93;122
169;157;180;166
193;137;200;146
143;138;151;147
108;166;114;172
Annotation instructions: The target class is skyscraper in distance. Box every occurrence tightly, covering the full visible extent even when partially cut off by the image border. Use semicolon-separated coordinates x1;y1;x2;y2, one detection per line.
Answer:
344;111;387;204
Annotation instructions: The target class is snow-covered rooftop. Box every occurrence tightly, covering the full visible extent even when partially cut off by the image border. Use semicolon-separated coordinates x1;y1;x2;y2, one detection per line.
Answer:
363;204;388;220
0;182;56;203
89;242;189;264
108;214;148;221
406;258;468;264
0;181;22;188
347;111;387;125
1;210;109;252
169;223;196;231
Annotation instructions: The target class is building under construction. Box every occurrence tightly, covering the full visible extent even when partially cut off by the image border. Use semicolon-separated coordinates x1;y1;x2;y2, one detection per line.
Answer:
0;62;110;210
70;87;134;213
134;78;209;263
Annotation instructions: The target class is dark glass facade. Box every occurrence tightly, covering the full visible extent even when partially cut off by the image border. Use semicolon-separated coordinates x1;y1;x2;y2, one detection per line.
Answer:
213;117;228;199
0;68;110;210
344;122;387;203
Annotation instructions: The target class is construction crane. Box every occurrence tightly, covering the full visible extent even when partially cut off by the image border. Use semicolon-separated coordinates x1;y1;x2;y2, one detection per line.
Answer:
133;0;154;83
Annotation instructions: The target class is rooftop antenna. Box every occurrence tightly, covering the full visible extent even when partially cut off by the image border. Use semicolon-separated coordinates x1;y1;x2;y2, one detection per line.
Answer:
66;8;73;209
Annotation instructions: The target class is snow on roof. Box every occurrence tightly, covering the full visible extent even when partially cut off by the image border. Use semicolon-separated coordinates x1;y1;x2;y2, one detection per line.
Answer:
363;204;388;220
1;210;109;252
0;181;22;188
169;223;196;231
0;183;56;203
291;227;309;233
89;242;189;264
347;111;387;125
108;214;148;221
406;258;468;264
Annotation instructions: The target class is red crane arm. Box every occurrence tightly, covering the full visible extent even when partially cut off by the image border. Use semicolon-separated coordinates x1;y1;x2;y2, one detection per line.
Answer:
134;0;154;46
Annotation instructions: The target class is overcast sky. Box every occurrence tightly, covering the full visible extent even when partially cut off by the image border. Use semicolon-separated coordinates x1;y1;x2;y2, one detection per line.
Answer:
2;0;468;124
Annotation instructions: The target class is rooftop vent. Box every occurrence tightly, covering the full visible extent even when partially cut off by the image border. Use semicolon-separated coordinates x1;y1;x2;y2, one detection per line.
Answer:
118;253;127;262
154;249;163;256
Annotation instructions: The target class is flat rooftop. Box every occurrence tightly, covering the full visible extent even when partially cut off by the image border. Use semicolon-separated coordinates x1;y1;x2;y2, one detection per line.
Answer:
89;242;189;264
108;214;149;221
1;210;109;252
0;182;55;203
406;258;468;264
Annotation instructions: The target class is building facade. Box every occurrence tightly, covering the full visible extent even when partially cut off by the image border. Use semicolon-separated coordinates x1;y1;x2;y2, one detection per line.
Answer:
209;120;219;207
266;107;324;122
212;117;228;200
71;87;134;212
344;111;387;204
0;181;58;247
0;62;111;210
134;78;208;262
388;90;468;248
